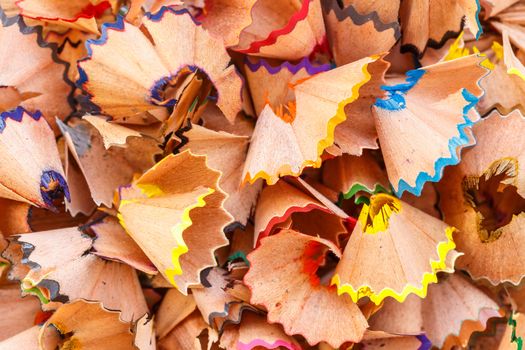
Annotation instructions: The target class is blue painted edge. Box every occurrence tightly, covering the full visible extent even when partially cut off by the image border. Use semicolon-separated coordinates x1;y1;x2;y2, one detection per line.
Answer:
145;6;199;24
150;65;202;107
374;69;426;111
150;76;178;107
394;88;479;197
76;15;126;92
76;8;203;113
0;107;70;208
0;106;42;133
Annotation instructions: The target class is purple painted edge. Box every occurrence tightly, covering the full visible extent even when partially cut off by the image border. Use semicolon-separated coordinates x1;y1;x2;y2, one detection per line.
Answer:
40;170;70;208
416;334;432;350
245;57;331;75
117;183;133;202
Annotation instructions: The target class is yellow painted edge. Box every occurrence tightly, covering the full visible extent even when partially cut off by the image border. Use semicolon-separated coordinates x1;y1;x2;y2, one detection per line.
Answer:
21;277;40;289
492;41;503;61
357;194;402;235
118;200;139;234
136;183;164;197
331;226;457;305
244;57;376;185
21;269;56;290
164;187;215;288
444;32;495;70
444;31;468;62
117;183;215;290
491;40;525;81
508;67;525;81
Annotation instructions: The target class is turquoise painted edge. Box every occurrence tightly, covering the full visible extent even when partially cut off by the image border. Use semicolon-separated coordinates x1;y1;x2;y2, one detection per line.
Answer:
474;0;483;40
375;69;426;111
227;251;250;266
394;88;479;197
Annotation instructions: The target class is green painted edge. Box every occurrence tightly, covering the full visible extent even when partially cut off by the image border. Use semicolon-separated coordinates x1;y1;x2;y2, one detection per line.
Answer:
338;183;392;206
22;286;50;304
510;312;523;350
188;96;200;113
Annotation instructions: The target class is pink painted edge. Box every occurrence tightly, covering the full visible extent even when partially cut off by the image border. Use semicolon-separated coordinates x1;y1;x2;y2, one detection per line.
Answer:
238;339;301;350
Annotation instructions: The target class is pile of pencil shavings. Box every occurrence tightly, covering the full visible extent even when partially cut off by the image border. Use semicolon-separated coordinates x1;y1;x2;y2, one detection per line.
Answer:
2;0;525;349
